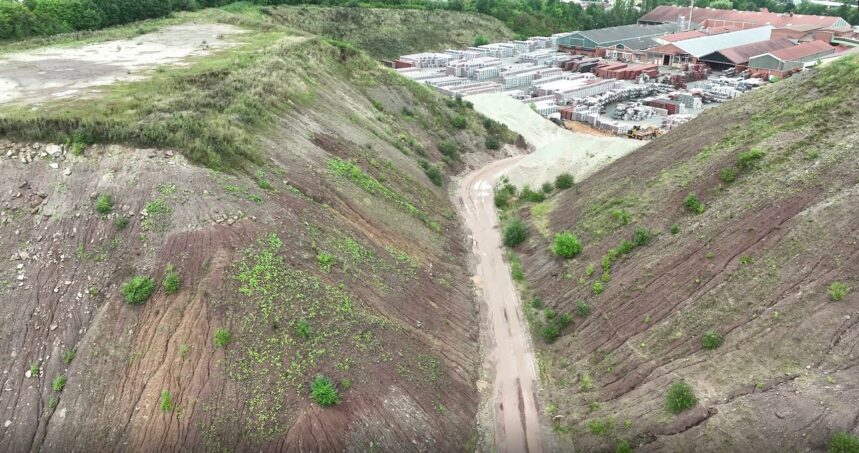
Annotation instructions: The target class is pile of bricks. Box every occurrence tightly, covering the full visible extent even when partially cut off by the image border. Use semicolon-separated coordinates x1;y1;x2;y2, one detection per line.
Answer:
593;63;658;80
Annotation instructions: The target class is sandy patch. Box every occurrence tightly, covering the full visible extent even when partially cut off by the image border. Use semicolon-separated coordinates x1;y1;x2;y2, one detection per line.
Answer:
0;23;245;105
466;93;643;187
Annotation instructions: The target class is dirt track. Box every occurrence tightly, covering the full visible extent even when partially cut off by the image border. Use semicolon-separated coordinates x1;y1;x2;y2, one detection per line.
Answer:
458;156;544;453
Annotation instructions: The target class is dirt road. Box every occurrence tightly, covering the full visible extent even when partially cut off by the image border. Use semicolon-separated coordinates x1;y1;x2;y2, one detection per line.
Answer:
458;156;543;453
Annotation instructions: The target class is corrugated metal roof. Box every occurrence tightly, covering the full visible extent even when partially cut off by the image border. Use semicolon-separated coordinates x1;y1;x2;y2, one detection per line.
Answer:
639;5;847;28
618;37;662;50
578;23;681;44
701;38;796;64
673;26;774;57
767;40;834;61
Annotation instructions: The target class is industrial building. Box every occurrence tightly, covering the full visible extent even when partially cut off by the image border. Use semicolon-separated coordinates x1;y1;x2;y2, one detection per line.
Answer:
747;40;836;78
638;5;851;29
697;38;796;70
650;26;774;66
557;23;681;55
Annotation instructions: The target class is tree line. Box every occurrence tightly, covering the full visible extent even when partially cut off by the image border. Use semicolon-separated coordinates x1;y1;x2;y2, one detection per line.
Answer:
1;0;854;42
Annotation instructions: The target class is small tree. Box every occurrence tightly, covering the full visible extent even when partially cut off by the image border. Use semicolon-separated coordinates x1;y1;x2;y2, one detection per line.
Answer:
720;167;736;183
451;115;467;129
474;34;489;46
555;173;574;189
311;375;340;407
701;330;723;350
214;328;231;348
552;231;582;258
541;182;554;193
485;136;500;150
95;193;114;214
502;218;528;248
122;276;155;305
633;228;651;247
665;381;697;414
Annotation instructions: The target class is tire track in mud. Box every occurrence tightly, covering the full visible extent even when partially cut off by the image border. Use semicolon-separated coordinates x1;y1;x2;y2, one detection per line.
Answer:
457;156;544;453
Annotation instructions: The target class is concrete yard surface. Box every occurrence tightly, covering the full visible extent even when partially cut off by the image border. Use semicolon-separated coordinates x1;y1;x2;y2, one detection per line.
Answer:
0;23;245;105
466;93;643;187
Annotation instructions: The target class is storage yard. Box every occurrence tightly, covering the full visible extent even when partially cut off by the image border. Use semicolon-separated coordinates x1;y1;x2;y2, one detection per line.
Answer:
394;6;858;138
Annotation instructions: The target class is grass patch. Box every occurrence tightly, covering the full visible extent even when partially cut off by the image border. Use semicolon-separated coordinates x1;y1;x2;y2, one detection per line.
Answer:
94;193;114;214
828;282;849;301
160;390;174;412
52;375;66;392
162;265;181;294
666;381;697;414
701;330;723;350
214;328;232;348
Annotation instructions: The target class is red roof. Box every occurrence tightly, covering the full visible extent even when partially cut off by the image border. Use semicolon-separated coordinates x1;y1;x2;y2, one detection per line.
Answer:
703;38;796;64
658;26;736;42
639;6;847;29
767;40;835;61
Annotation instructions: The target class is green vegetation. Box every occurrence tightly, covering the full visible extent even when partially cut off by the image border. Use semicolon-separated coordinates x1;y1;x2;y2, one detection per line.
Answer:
296;318;311;339
63;349;76;364
121;276;155;305
670;224;679;235
48;397;58;411
616;440;632;453
587;418;614;435
665;381;697;414
828;282;849;301
29;362;39;377
114;216;129;230
555;173;574;190
474;34;489;46
316;251;336;272
737;148;765;169
94;193;113;214
633;228;651;247
684;193;705;214
828;432;859;453
701;330;723;350
508;251;525;282
612;209;630;225
502;217;528;248
485;135;500;150
162;264;180;294
310;375;340;407
160;390;173;412
541;182;554;193
494;182;517;209
540;312;572;343
575;300;591;317
592;280;603;295
214;328;232;348
720;167;736;183
52;375;66;392
450;115;466;129
520;185;546;203
553;231;582;259
531;297;543;309
419;160;443;186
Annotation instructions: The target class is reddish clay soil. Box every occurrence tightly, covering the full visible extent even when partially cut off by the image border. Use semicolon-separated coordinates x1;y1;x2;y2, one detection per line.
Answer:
515;70;859;451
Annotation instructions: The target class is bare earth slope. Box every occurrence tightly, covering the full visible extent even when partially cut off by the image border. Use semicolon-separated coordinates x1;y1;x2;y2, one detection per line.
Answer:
514;57;859;452
0;12;519;451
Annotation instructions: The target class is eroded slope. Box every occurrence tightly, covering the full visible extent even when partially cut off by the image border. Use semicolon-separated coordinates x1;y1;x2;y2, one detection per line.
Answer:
0;13;519;451
512;57;859;451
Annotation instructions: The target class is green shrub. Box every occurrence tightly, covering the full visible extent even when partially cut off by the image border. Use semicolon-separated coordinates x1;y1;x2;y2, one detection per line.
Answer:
545;308;555;320
63;349;76;364
586;264;595;276
317;252;336;272
502;218;528;248
633;228;651;247
438;140;459;158
214;328;231;348
587;418;613;435
541;182;554;193
114;216;129;230
720;167;736;183
684;193;705;214
311;375;340;407
553;231;582;259
95;193;114;214
592;280;603;295
422;162;444;186
485;136;500;150
296;318;311;339
670;224;679;235
616;440;632;453
474;34;490;46
828;282;849;301
29;362;39;377
122;276;155;305
450;115;467;129
665;381;697;414
509;252;525;282
738;148;765;169
618;240;635;255
540;313;572;343
575;300;591;317
555;173;574;189
162;265;180;294
828;432;859;453
612;209;630;225
160;390;173;412
494;190;511;209
541;323;561;343
701;330;723;350
52;375;66;392
531;297;543;309
520;186;546;203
